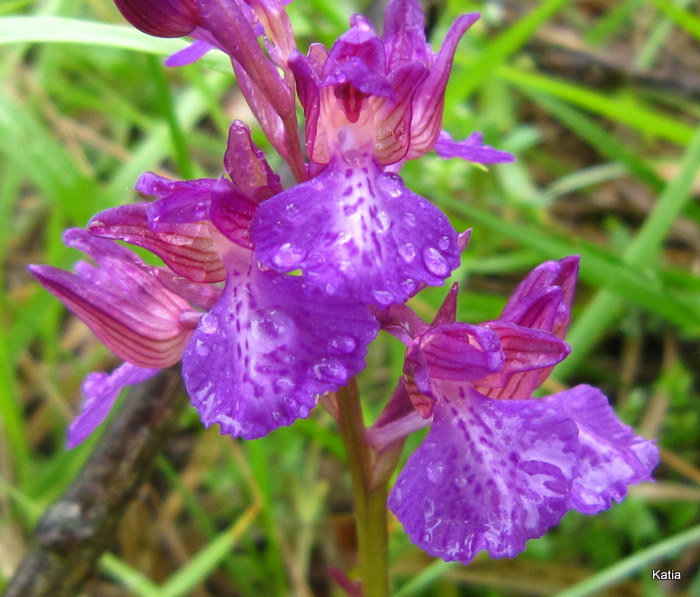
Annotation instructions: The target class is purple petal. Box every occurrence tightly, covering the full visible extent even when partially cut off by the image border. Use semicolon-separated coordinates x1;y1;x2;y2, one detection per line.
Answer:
382;0;430;71
251;160;460;306
67;363;159;448
88;203;225;284
149;267;221;310
371;61;427;165
182;245;378;439
224;120;283;202
550;385;659;514
474;322;570;400
413;323;503;383
388;386;580;563
288;50;322;161
434;131;515;165
165;39;214;66
113;0;199;37
407;12;480;158
501;256;580;339
29;231;197;369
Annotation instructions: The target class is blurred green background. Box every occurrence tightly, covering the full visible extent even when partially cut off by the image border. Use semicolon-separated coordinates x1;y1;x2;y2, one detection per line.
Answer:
1;0;699;595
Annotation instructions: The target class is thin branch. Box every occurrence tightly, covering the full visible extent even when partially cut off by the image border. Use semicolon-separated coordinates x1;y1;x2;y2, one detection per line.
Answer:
2;368;188;597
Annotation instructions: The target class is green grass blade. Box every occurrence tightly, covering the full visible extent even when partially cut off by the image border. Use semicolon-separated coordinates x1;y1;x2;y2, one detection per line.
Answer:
646;0;700;41
499;65;694;145
158;506;259;597
558;123;700;376
0;16;184;55
554;524;700;597
455;0;570;98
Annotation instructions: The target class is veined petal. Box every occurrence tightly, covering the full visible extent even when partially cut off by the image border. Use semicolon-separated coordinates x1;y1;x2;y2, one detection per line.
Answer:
251;159;460;306
434;131;515;165
550;385;658;514
67;363;159;448
474;322;570;400
382;0;430;71
371;62;427;165
149;267;221;310
29;232;197;369
89;203;225;283
289;49;322;162
182;244;378;439
501;256;579;339
414;323;503;383
407;12;480;159
388;385;580;564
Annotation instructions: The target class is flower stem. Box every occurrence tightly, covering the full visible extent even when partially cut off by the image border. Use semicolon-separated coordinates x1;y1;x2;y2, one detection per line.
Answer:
337;378;390;597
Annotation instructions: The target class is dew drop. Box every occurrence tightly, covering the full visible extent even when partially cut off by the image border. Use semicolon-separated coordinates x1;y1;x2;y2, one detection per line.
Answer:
422;247;449;276
438;235;450;251
285;203;300;219
376;211;391;232
199;316;219;335
276;377;294;390
312;358;348;384
336;230;352;243
403;212;416;226
272;410;282;422
427;461;446;484
380;173;403;197
372;290;394;305
272;242;306;268
195;339;210;357
399;243;416;263
400;278;416;294
328;335;357;355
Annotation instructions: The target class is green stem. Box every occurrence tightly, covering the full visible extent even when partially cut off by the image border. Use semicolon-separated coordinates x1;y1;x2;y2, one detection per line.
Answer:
337;378;390;597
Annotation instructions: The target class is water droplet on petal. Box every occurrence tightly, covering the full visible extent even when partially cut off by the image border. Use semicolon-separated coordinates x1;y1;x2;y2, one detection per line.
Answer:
336;230;352;243
438;235;450;251
422;247;449;276
372;290;394;305
399;243;416;263
403;212;416;226
380;173;403;197
376;211;391;232
400;278;416;294
427;461;446;484
272;243;306;269
199;316;219;334
195;339;210;356
328;335;357;355
253;309;295;350
312;358;348;384
285;203;299;218
276;377;294;390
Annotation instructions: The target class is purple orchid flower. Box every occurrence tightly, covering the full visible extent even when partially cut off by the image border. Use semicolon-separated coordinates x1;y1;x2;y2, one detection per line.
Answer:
33;122;378;444
28;229;201;447
369;257;658;563
250;1;512;307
